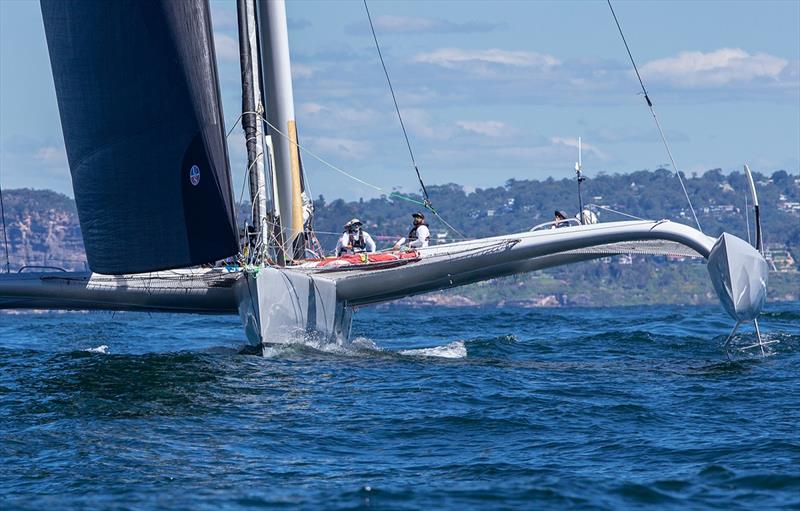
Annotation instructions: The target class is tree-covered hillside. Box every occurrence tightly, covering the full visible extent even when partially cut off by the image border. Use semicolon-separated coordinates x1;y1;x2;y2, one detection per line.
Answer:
0;169;797;305
312;169;800;251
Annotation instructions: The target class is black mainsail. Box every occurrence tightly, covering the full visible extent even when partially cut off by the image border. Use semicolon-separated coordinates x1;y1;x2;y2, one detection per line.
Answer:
41;0;238;274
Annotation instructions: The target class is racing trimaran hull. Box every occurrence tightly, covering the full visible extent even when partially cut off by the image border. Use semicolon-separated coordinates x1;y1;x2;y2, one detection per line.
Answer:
0;220;768;347
19;1;769;351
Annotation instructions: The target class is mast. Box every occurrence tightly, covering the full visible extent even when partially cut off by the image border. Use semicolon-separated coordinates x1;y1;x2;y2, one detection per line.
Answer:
237;0;272;264
257;0;306;261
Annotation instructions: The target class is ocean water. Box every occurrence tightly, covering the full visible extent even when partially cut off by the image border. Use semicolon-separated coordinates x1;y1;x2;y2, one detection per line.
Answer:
1;303;799;510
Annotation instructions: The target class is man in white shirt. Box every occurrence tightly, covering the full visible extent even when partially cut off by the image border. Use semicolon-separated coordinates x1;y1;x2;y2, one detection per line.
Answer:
394;212;430;250
335;218;376;256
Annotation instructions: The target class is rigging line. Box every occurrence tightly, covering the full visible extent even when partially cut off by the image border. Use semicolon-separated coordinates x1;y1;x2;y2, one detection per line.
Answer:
430;209;468;240
236;149;263;227
226;109;263;241
261;116;467;239
0;175;10;273
258;115;424;207
585;203;645;221
226;110;262;138
363;0;432;208
259;113;466;238
233;94;409;215
256;112;468;238
226;112;245;137
606;0;702;233
649;112;702;231
237;144;257;201
231;86;465;241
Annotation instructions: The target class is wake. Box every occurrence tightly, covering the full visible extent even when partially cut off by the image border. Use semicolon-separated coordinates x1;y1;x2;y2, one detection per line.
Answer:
260;334;467;360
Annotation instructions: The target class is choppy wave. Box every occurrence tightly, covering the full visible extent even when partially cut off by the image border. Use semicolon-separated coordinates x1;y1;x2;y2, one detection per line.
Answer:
399;340;467;358
1;302;799;510
82;344;109;354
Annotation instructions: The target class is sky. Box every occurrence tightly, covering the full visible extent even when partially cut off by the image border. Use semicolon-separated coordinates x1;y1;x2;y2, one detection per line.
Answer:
1;0;798;201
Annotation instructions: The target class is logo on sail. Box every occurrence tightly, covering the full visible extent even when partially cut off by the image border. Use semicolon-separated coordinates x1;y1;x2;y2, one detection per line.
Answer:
189;165;201;186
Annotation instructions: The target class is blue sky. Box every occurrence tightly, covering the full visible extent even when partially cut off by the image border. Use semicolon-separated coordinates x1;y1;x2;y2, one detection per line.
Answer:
1;0;798;200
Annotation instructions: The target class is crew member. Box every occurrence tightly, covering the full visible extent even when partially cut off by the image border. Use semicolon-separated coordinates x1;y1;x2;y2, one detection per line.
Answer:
335;218;376;256
577;209;598;225
395;212;430;249
551;210;569;229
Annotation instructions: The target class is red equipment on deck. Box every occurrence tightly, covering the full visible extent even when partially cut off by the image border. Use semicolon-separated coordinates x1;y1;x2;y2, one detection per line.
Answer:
299;250;420;272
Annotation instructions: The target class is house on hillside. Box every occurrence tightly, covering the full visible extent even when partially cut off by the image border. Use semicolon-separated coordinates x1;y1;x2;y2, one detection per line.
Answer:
764;244;798;273
433;230;450;245
777;194;800;215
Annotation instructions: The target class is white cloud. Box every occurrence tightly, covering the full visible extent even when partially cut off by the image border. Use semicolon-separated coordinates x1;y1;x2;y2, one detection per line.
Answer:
401;109;454;140
369;15;501;34
35;146;68;167
429;143;574;169
456;120;511;137
374;15;440;33
296;102;381;125
413;48;560;70
298;102;324;115
292;64;314;79
639;48;787;87
426;134;612;172
287;18;311;30
210;3;237;30
306;136;370;160
550;137;609;161
585;126;690;145
213;32;239;62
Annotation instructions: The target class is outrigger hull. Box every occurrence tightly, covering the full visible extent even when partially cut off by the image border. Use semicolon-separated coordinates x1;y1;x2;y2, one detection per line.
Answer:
0;269;240;313
0;220;768;348
707;232;768;322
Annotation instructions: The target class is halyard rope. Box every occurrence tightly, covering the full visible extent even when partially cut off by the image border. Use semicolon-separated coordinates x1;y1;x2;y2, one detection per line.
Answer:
607;0;703;233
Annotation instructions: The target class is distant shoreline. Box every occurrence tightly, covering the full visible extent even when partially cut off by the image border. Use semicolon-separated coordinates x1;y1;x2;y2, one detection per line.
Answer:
380;296;800;309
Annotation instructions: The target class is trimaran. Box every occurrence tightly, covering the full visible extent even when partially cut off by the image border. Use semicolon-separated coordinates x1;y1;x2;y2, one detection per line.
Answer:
0;0;769;355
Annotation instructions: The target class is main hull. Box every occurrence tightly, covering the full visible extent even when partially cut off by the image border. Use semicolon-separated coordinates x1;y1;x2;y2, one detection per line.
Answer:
235;267;353;346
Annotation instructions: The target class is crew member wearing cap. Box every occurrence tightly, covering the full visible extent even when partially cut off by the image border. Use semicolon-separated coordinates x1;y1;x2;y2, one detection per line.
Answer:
335;218;376;257
551;210;569;229
394;212;430;250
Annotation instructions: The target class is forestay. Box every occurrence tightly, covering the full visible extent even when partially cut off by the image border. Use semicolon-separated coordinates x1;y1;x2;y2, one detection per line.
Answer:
41;0;238;274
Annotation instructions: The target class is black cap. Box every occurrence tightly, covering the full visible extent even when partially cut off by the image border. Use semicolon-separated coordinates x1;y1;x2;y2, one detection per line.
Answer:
412;212;425;219
554;210;567;219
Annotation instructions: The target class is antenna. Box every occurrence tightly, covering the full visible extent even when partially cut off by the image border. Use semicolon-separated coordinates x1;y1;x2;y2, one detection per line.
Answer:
575;137;586;224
